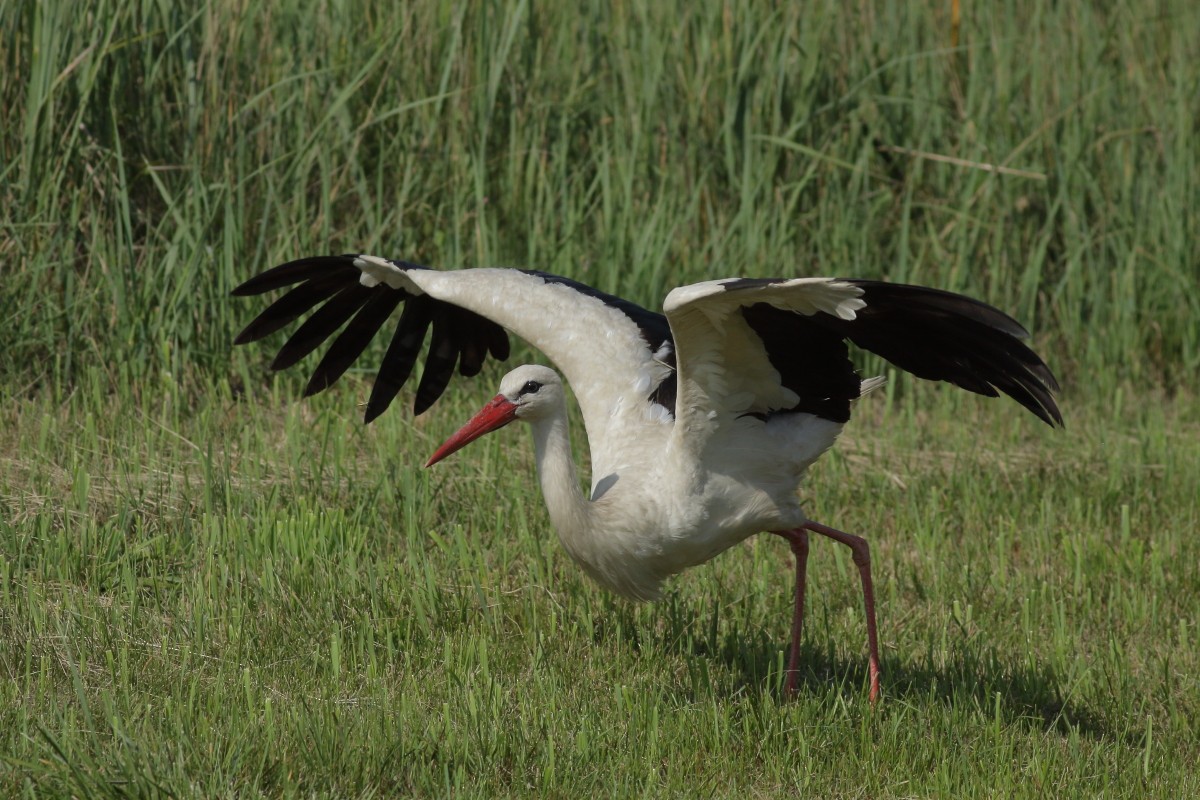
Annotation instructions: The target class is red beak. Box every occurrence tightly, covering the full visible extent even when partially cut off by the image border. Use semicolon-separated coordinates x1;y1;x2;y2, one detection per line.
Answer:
425;395;519;467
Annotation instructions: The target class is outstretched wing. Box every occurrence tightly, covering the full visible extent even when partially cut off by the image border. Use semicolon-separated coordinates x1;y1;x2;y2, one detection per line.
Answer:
232;255;674;463
663;276;1061;450
233;256;504;421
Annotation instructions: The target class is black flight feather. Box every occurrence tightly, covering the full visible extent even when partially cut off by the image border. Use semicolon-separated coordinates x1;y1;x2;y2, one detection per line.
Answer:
831;280;1061;426
234;272;355;345
303;289;404;397
231;255;359;296
270;283;373;371
413;307;460;415
364;297;435;423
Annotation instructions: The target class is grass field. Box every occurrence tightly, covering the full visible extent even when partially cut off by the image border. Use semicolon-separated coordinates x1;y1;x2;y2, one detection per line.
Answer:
2;1;1198;796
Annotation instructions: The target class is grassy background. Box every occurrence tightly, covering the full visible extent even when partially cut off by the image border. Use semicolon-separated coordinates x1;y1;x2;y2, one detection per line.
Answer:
2;0;1198;796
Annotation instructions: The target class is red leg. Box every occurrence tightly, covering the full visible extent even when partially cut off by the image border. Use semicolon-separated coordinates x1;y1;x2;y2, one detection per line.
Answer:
771;528;810;696
803;520;882;705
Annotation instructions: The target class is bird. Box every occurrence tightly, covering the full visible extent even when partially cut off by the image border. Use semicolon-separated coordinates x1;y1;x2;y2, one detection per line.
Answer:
232;254;1062;703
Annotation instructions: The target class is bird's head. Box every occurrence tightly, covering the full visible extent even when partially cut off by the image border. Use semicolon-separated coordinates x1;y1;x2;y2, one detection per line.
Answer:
425;364;563;467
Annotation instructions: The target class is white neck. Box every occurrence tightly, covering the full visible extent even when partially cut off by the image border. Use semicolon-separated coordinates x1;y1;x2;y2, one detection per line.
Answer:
526;399;673;602
528;402;592;553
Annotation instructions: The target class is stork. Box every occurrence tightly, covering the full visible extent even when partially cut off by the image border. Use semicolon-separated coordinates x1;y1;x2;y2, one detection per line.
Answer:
233;254;1062;702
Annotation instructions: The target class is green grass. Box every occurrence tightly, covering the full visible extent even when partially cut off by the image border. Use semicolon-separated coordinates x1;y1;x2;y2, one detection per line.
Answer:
2;0;1199;796
2;377;1198;796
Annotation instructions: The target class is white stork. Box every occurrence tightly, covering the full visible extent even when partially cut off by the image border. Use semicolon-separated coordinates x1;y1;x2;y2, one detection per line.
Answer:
233;254;1061;702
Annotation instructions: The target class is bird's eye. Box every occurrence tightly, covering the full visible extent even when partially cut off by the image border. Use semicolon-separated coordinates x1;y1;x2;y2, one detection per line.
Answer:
520;380;542;396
